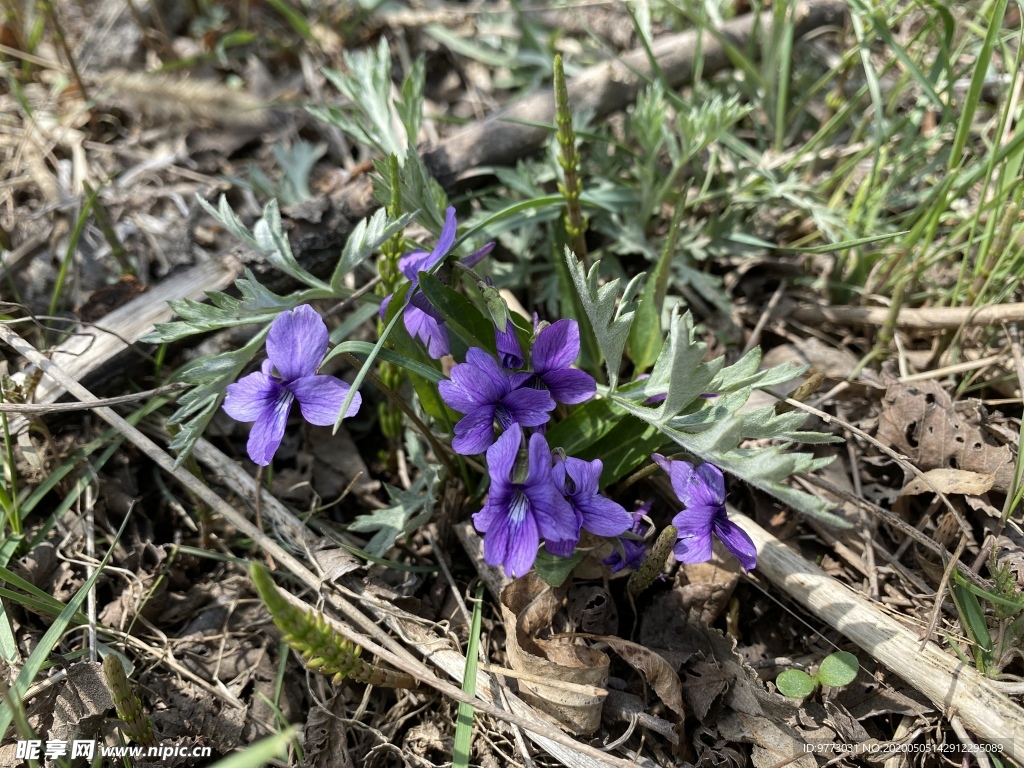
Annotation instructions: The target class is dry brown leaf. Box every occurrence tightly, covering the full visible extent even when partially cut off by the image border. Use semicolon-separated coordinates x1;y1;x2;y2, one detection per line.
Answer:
900;467;995;497
576;634;685;719
875;379;1015;491
500;574;608;734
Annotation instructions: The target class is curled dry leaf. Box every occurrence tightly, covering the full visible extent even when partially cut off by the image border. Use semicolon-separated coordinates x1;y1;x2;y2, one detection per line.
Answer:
899;467;995;498
500;573;608;735
575;634;686;720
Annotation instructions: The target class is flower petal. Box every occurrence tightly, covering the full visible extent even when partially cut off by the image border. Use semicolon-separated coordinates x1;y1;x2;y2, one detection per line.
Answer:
398;251;433;281
246;389;293;466
266;305;328;382
428;206;458;266
482;503;540;578
665;460;725;510
577;495;633;537
404;306;450;359
451;406;498;455
223;371;283;422
557;456;603;498
461;241;495;270
673;531;713;565
529;489;580;555
288;375;361;425
485;423;522;484
465;348;510;397
495;320;525;370
671;504;718;539
443;351;506;411
713;515;757;571
540;368;596;405
501;387;555;427
532;319;581;374
438;379;479;415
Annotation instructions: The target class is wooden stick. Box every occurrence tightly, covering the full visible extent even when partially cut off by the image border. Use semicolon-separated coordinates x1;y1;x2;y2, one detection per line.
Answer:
790;302;1024;330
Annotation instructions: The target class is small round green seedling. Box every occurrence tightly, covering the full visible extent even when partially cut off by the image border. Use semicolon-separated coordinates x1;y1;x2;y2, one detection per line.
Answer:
776;652;860;699
776;669;817;698
816;651;859;688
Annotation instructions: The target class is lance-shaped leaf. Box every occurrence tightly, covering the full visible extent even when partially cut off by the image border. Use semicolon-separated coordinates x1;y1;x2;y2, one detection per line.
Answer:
332;208;415;291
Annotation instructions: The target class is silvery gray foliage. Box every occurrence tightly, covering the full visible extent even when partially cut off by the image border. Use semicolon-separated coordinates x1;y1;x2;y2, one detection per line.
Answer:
141;195;412;466
565;250;841;522
347;431;440;556
310;38;425;164
565;246;644;390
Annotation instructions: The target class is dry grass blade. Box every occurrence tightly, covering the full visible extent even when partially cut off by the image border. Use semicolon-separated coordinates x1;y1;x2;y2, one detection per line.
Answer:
0;382;188;412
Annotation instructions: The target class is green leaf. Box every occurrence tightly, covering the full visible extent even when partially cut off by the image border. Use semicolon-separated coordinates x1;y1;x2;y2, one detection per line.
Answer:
417;273;496;353
206;728;298;768
627;273;661;373
534;547;585;587
564;250;644;388
815;651;859;688
347;467;439;556
316;38;407;160
776;669;816;699
454;582;485;768
327;340;445;385
332;208;415;292
0;510;130;737
544;398;624;458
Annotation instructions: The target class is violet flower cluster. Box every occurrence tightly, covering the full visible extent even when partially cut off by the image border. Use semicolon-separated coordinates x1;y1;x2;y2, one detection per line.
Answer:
438;314;632;576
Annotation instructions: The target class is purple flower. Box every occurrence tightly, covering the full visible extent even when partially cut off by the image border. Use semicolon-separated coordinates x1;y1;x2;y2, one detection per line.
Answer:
603;504;652;573
473;424;581;577
222;305;361;466
380;206;494;359
552;455;632;536
528;319;595;405
495;319;524;370
438;348;555;455
651;454;756;571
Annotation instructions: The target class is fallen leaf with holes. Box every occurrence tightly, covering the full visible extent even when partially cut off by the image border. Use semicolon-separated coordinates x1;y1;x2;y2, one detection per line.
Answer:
899;468;995;497
875;380;1015;492
500;573;608;735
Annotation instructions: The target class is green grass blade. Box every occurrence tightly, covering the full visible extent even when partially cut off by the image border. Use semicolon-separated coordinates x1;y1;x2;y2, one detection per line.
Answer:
453;581;485;768
950;0;1007;167
206;727;298;768
0;508;131;737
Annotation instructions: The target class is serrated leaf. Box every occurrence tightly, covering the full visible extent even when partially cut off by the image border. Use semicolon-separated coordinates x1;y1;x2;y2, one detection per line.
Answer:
643;311;722;422
564;250;644;388
317;38;407;159
347;467;439;555
332;209;415;291
253;200;328;289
